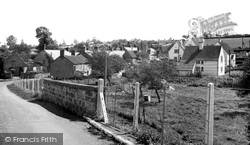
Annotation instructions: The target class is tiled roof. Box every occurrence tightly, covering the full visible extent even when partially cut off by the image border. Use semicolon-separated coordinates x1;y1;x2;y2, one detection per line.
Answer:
64;55;88;64
204;38;250;49
178;61;195;70
218;41;236;54
126;50;137;58
196;46;221;61
182;46;200;63
182;45;222;64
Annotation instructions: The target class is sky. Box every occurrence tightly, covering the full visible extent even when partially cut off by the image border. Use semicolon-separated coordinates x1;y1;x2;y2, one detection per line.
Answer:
1;0;250;46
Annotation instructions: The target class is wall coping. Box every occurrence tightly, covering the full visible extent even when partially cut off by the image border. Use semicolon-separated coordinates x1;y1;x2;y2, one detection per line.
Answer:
43;78;98;91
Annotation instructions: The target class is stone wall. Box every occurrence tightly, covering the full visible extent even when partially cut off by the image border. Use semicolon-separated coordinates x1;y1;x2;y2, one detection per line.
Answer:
42;78;98;118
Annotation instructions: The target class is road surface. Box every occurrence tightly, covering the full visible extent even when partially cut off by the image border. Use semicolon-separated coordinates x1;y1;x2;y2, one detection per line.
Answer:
0;81;114;145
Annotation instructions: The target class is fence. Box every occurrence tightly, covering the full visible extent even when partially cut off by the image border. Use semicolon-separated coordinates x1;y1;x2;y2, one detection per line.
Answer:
12;77;216;144
13;78;43;95
105;80;216;145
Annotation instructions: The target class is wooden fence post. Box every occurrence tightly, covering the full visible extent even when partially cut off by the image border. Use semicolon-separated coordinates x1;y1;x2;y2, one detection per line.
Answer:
133;82;140;131
32;79;35;94
97;79;108;123
24;79;26;91
37;78;40;94
205;83;214;145
27;78;29;91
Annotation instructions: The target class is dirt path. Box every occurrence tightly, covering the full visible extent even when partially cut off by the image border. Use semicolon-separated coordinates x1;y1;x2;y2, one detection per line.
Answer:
0;81;114;145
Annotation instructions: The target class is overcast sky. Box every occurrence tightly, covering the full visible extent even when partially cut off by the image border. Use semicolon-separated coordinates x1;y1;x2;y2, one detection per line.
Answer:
0;0;249;45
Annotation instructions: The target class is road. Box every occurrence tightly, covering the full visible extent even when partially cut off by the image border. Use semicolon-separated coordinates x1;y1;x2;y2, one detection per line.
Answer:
0;81;114;145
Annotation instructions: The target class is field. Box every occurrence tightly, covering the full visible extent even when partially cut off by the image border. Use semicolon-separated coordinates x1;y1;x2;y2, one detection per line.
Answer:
105;79;250;145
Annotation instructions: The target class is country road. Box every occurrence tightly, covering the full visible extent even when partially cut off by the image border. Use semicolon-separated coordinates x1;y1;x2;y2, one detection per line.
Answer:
0;81;115;145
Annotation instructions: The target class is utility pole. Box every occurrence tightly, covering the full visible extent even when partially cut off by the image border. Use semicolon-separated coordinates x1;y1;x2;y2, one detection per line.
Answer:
229;49;231;77
104;51;108;104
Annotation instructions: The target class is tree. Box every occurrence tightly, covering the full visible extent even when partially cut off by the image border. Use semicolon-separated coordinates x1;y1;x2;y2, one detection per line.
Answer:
238;55;250;96
6;35;17;48
125;59;177;102
9;40;32;56
88;51;127;84
35;26;53;51
46;40;59;50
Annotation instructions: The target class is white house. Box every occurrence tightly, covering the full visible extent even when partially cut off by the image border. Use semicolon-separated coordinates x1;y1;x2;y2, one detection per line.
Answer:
168;41;185;62
178;43;226;76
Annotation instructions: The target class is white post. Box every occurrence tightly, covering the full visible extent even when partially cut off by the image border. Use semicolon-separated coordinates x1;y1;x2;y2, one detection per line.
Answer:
37;78;40;93
97;79;108;123
205;83;214;145
27;78;30;92
133;82;140;131
24;79;26;90
32;79;35;94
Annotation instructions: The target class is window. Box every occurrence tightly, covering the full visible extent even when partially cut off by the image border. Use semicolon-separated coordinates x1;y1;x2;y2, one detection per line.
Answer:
196;67;200;72
221;56;223;63
201;61;204;64
221;67;223;73
196;60;200;64
201;67;204;72
174;57;177;61
174;49;179;53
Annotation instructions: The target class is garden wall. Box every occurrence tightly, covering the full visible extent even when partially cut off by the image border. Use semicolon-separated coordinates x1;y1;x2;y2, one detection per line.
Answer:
42;78;98;118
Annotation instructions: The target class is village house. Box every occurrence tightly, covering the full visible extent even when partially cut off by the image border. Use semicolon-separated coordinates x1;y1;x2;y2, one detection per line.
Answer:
178;42;226;76
33;50;54;72
184;37;200;46
157;40;185;62
50;50;91;79
123;48;137;62
4;54;29;76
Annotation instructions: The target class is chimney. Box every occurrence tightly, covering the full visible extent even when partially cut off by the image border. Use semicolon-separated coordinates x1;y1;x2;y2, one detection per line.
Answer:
80;46;86;55
71;50;75;56
60;49;64;57
199;38;204;50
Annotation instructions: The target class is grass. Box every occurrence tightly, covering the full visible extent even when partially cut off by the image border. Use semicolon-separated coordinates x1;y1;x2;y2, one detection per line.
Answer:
106;81;250;145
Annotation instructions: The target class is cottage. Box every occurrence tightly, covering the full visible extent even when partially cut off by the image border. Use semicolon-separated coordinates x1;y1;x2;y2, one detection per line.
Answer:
33;50;54;72
157;41;185;62
4;54;29;76
178;43;226;76
184;37;200;46
123;49;136;62
50;50;91;79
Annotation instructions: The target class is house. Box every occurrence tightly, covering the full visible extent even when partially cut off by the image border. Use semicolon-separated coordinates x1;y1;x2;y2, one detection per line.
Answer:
215;41;236;67
178;43;226;76
109;50;125;58
123;49;137;62
148;48;158;60
44;49;72;60
158;41;185;62
33;50;54;72
50;50;91;79
4;54;29;76
167;41;185;62
184;37;200;46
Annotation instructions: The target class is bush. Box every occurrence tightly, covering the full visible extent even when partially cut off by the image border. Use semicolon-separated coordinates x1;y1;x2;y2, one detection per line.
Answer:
187;76;238;88
134;131;160;145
